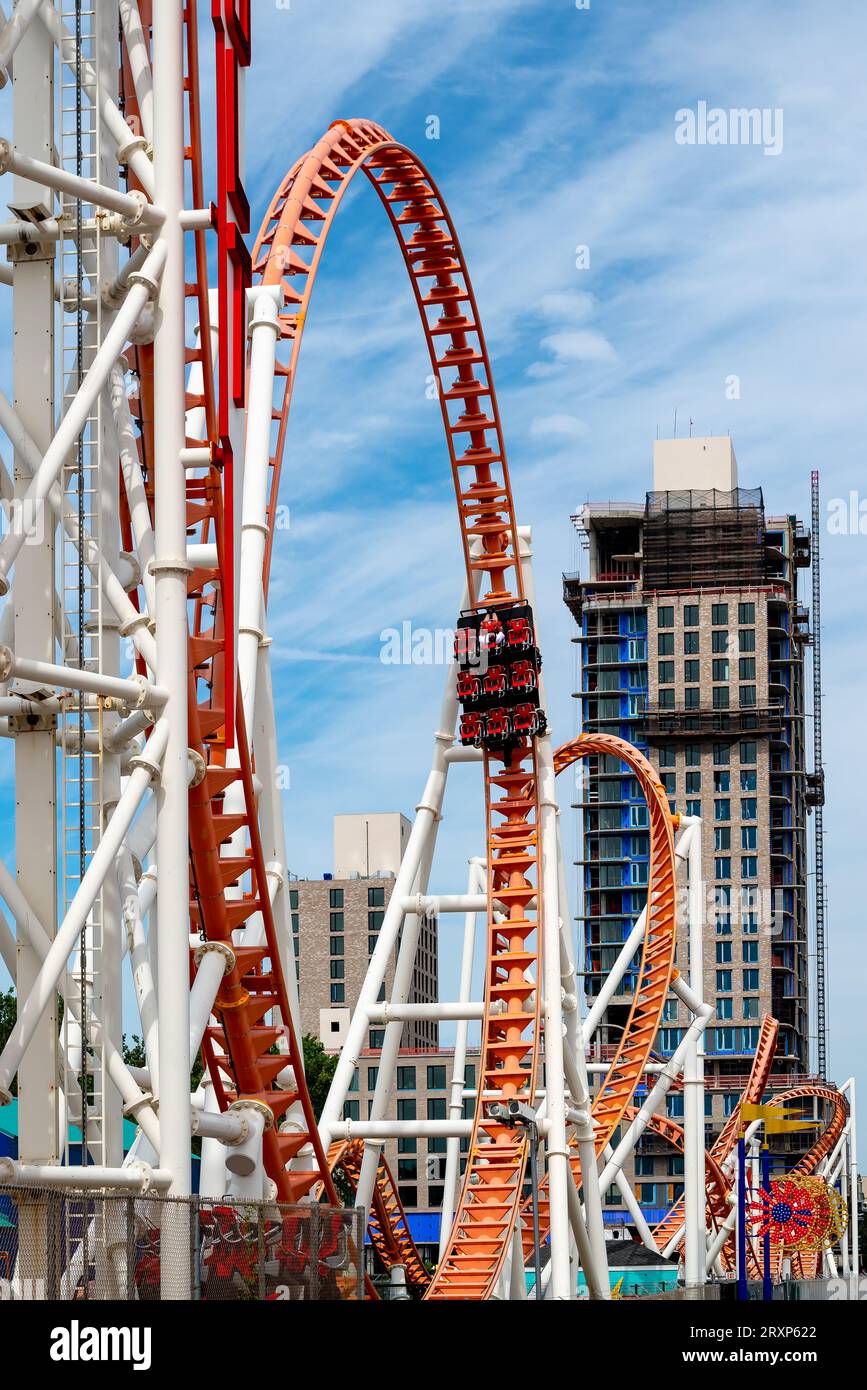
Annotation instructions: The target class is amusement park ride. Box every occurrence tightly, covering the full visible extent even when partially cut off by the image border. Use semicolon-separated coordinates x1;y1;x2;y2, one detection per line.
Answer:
0;2;858;1301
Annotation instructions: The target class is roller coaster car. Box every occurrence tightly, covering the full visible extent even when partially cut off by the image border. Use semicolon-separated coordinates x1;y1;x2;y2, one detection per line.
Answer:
510;659;536;692
483;664;507;696
484;707;511;743
457;671;481;702
506;615;534;649
454;625;480;670
460;711;485;746
513;704;547;737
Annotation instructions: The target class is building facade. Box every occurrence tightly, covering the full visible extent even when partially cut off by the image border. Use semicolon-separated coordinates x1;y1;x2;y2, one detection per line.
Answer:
563;438;815;1213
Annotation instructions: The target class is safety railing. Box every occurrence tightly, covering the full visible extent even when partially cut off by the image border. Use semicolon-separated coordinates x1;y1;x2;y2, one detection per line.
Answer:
0;1187;365;1301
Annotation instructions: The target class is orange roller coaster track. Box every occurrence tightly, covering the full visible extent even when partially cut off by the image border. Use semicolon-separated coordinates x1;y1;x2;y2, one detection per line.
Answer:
248;119;541;1298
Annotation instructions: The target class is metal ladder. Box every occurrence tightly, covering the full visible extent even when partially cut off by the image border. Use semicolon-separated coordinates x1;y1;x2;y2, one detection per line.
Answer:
58;0;104;1184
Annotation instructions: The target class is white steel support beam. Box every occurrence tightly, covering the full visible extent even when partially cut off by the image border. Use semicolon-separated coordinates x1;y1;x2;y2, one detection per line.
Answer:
151;0;191;1280
9;13;57;1301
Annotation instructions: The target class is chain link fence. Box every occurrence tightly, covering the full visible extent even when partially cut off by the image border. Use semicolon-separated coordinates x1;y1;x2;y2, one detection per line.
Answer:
0;1185;364;1301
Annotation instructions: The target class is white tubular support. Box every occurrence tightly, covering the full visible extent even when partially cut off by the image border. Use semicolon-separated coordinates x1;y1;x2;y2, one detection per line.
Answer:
0;0;43;78
0;137;163;227
152;0;191;1233
109;360;156;614
0;1158;171;1193
0;720;169;1103
0;646;166;709
189;941;234;1060
367;1002;484;1023
236;285;282;733
598;977;713;1194
36;1;155;196
318;635;461;1147
0;239;166;596
680;815;706;1289
332;1120;476;1141
223;1100;271;1200
439;857;483;1261
399;893;487;915
118;0;153;146
564;1161;609;1300
118;848;159;1088
520;528;571;1301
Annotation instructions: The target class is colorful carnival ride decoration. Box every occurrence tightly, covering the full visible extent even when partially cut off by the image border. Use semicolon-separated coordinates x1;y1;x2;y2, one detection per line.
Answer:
0;1;858;1304
749;1176;849;1255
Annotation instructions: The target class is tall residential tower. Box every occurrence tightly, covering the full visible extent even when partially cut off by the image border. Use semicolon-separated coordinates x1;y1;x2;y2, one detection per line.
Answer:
563;439;813;1173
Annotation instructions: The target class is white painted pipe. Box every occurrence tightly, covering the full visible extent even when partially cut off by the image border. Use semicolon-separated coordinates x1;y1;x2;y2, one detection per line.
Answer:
152;0;192;1248
0;0;43;78
0;240;166;596
0;216;59;243
399;893;487;915
439;857;483;1261
36;1;156;196
0;720;168;1102
0;138;164;228
110;360;156;615
367;1002;484;1023
0;1158;171;1192
189;942;233;1060
0;646;166;708
332;1120;476;1141
118;0;154;146
682;814;706;1289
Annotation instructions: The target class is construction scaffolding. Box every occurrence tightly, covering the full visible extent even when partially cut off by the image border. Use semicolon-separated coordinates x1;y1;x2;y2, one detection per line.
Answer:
642;487;767;592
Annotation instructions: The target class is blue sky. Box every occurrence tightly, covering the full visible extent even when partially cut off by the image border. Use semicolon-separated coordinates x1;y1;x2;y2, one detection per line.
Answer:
1;1;865;1124
237;0;867;1101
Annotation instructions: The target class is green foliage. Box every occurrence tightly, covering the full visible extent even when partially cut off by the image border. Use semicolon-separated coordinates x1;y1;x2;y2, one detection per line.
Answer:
302;1033;338;1120
0;988;15;1095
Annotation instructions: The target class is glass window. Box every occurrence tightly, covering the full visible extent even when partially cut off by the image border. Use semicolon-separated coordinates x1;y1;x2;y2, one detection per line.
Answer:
741;825;757;850
714;799;731;821
686;772;701;795
330;983;344;1003
367;1067;378;1088
329;911;344;931
716;940;732;964
712;604;728;625
685;687;700;708
739;657;756;680
343;1100;359;1120
716;970;732;992
369;1029;385;1049
715;827;731;851
717;997;733;1020
738;602;755;624
714;1027;736;1052
713;686;729;709
329;888;344;908
368;886;385;907
683;604;699;626
712;658;729;682
329;959;344;979
396;1098;416;1120
740;769;757;792
743;997;760;1019
713;743;730;766
743;969;760;991
685;744;701;767
684;631;700;654
658;606;674;628
368;910;384;931
739;686;757;708
398;1137;416;1154
397;1067;416;1092
658;744;676;769
684;659;700;683
368;935;378;954
289;888;299;909
742;857;758;878
742;940;759;963
739;629;756;653
714;857;731;880
329;936;344;956
741;798;757;819
711;630;729;654
659;688;675;709
658;632;674;655
658;660;675;683
714;770;730;792
427;1097;447;1120
398;1186;418;1208
427;1065;447;1091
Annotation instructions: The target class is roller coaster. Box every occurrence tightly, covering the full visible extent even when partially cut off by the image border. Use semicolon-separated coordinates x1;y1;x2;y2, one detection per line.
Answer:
0;2;857;1302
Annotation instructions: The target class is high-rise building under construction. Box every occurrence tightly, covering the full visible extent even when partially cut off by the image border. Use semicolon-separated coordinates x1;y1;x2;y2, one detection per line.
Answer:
563;438;815;1193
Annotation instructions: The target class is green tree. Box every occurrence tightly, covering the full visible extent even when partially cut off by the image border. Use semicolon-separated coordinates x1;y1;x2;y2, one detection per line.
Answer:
302;1033;338;1120
0;989;15;1094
